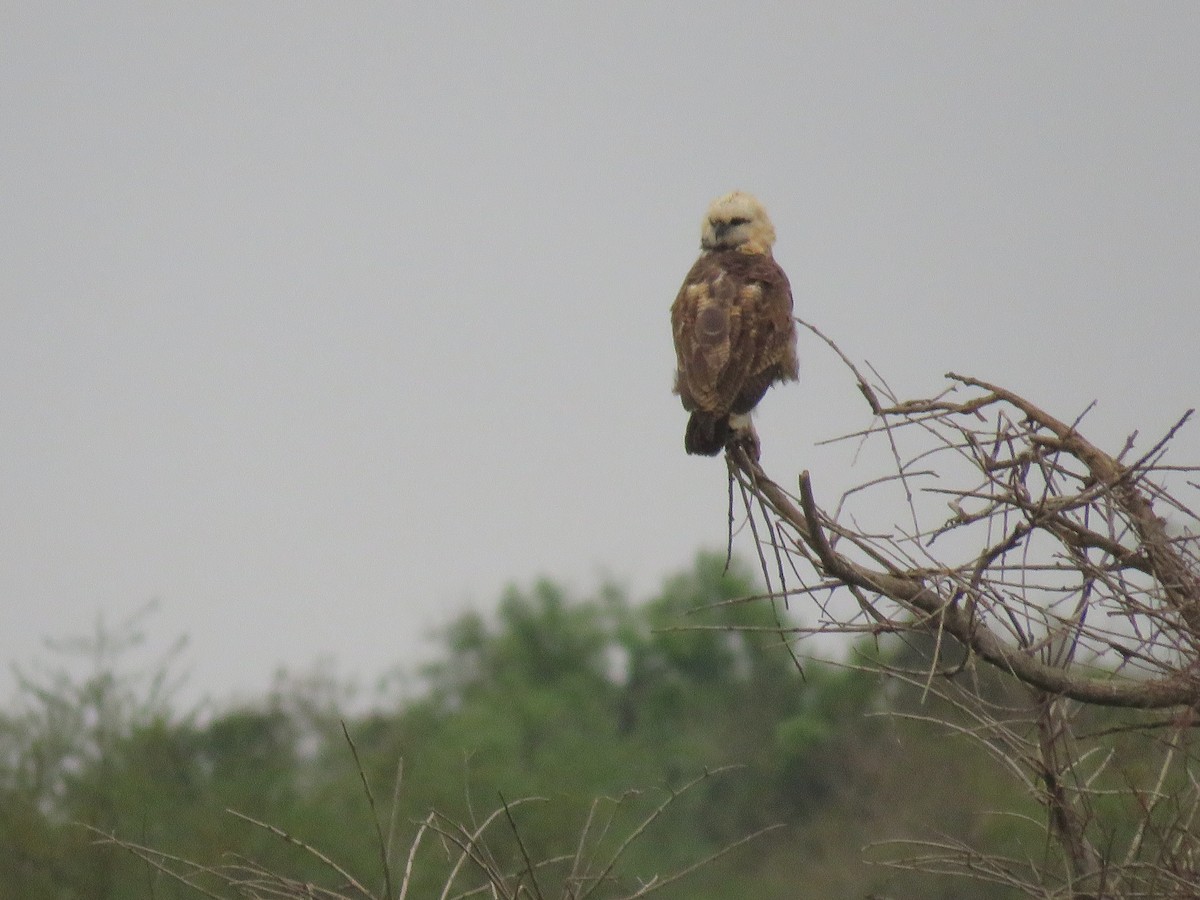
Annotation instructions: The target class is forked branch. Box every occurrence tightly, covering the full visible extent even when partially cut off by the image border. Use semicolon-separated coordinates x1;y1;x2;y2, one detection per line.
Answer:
728;357;1200;711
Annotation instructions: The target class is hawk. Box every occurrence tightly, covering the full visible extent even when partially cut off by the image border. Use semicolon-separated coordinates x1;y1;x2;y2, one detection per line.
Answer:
670;191;798;456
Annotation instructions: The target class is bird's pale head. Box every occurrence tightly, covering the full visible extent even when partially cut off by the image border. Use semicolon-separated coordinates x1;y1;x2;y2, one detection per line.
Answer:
700;191;776;254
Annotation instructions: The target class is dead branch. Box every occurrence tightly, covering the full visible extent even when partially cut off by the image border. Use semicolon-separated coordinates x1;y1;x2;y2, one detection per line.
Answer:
728;370;1200;710
725;328;1200;898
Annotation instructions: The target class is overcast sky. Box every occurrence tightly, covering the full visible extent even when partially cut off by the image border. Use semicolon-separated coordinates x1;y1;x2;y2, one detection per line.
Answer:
3;3;1198;707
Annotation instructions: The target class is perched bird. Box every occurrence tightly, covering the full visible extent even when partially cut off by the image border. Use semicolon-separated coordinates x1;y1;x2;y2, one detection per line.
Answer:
670;191;798;456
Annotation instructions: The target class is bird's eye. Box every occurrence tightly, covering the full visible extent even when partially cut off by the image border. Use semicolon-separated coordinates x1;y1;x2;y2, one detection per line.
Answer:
728;217;750;226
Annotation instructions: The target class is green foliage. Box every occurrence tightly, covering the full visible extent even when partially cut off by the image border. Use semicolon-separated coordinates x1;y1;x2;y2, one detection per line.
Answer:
4;552;1148;899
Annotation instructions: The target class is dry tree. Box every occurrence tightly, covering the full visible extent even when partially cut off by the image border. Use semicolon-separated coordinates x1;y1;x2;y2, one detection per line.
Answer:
728;320;1200;899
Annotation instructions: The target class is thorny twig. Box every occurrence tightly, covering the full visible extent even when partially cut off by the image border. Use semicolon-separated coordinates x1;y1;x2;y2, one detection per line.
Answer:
725;325;1200;898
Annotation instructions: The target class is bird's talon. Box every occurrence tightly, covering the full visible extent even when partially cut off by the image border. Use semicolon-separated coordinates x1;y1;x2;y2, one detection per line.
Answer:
727;428;761;462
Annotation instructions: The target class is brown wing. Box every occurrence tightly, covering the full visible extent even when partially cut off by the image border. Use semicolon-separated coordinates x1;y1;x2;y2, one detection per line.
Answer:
671;249;797;417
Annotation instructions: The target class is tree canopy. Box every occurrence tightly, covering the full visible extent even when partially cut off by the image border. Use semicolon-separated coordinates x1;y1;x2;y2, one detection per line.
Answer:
0;553;1031;899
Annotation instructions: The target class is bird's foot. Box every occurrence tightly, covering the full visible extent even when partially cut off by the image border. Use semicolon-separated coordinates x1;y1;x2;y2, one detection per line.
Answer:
726;416;760;462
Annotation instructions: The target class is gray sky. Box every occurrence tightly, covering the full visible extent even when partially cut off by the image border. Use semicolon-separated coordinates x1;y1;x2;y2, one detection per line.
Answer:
3;3;1198;706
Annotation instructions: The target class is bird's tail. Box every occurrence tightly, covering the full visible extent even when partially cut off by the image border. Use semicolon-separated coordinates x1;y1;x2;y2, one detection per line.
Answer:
684;412;730;456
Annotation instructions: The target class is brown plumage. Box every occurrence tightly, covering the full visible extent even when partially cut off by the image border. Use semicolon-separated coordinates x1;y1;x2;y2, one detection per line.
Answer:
671;191;798;456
